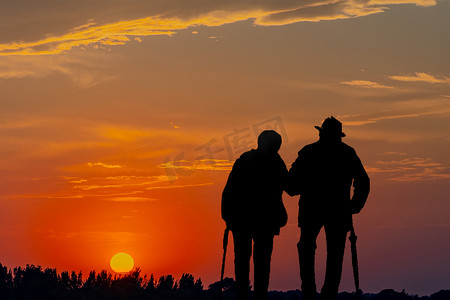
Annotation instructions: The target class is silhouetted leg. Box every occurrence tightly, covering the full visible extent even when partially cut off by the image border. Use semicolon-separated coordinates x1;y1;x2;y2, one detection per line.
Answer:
321;222;348;300
253;233;274;300
233;230;252;300
298;223;322;300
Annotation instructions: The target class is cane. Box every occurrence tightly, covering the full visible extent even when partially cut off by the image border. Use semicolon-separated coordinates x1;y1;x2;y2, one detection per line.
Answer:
349;223;362;295
218;227;230;300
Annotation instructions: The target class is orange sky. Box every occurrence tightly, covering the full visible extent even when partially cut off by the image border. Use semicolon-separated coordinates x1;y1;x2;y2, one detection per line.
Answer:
0;0;449;296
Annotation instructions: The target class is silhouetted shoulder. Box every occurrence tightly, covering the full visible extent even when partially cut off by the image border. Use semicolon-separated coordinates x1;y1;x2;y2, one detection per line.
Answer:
338;142;358;158
341;142;356;152
297;142;318;155
239;149;257;160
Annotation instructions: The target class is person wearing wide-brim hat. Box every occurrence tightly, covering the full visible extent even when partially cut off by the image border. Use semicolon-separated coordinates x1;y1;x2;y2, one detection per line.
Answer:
287;116;370;300
314;116;346;138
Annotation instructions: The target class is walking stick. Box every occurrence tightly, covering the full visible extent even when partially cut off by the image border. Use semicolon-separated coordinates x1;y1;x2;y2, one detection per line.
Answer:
349;223;362;295
218;227;230;300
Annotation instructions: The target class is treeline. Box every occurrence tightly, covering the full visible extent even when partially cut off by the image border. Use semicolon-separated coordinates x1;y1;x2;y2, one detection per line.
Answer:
0;263;207;300
0;263;449;300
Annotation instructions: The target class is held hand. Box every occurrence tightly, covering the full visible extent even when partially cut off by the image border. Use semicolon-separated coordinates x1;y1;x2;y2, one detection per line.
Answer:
351;205;362;214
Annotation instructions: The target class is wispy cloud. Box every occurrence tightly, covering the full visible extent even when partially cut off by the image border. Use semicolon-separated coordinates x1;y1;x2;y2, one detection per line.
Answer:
87;162;123;169
342;112;441;126
0;1;438;57
368;0;436;7
158;159;233;172
340;105;450;126
0;53;117;88
145;182;215;190
384;152;407;156
14;189;145;200
43;230;148;243
367;157;450;182
72;175;171;190
107;196;158;202
376;222;450;230
341;80;393;89
389;72;450;84
0;17;180;56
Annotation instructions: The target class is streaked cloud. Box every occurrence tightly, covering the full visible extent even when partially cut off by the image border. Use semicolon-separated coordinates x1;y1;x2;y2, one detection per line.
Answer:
158;159;233;172
376;223;450;229
145;182;215;190
384;152;407;156
170;122;181;129
369;0;436;7
341;105;450;126
0;53;117;88
0;17;179;56
389;72;450;84
87;162;123;169
72;175;171;190
367;157;450;182
12;189;145;200
44;230;148;243
341;80;393;89
0;0;439;57
107;196;158;202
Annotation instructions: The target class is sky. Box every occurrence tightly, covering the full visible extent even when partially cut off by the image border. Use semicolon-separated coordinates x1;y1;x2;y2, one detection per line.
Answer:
0;0;449;296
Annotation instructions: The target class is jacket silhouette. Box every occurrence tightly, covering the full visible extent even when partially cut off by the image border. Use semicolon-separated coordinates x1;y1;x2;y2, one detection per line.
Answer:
288;116;370;300
221;130;288;300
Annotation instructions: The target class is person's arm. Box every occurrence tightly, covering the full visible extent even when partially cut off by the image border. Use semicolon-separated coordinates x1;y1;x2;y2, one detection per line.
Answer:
285;150;305;196
221;159;243;228
351;152;370;214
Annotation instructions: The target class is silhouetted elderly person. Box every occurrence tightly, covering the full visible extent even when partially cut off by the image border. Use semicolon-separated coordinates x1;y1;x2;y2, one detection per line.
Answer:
222;130;288;300
288;116;370;300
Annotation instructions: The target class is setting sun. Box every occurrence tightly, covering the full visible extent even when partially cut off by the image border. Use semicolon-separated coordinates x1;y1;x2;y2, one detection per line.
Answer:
110;253;134;273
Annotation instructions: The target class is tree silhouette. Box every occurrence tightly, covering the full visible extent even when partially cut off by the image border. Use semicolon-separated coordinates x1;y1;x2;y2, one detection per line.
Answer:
157;274;177;291
70;270;83;290
0;262;447;300
0;263;13;298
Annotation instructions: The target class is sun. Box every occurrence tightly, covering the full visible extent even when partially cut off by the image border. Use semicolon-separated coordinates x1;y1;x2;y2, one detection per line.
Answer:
110;253;134;273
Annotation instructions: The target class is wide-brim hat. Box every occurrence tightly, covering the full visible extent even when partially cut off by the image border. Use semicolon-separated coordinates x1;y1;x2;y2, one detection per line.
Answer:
315;116;346;137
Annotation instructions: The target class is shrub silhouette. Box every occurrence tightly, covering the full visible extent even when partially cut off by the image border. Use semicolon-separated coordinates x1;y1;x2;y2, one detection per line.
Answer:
0;262;447;300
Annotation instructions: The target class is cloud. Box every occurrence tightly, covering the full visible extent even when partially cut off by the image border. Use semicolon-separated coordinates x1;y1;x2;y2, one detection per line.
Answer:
170;122;181;129
158;159;233;172
44;230;148;243
72;175;171;190
368;0;436;7
384;152;407;156
343;112;433;126
389;72;450;84
340;105;450;126
0;17;180;56
0;53;117;88
367;157;450;182
376;223;450;229
341;80;393;89
254;1;386;25
0;0;439;57
145;182;215;190
87;162;123;168
107;196;158;202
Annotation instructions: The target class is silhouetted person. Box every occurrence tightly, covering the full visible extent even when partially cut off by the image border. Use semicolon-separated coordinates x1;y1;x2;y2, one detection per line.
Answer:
288;116;370;300
222;130;288;300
